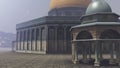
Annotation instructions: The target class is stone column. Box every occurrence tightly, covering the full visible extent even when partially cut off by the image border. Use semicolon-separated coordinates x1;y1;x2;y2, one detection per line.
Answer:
118;41;120;65
32;28;36;51
39;28;42;51
83;45;87;61
118;42;120;56
19;31;22;50
88;42;92;59
29;29;32;51
18;31;20;51
94;40;100;66
115;41;119;63
21;31;24;50
23;31;26;51
75;45;78;63
55;27;58;53
37;27;41;51
118;41;120;58
116;42;118;58
109;41;117;64
64;27;67;53
25;30;28;51
113;43;117;59
31;29;33;51
99;41;103;59
15;32;18;51
34;28;37;51
46;26;49;53
27;30;29;51
17;31;20;51
72;41;78;64
110;42;116;59
39;27;42;51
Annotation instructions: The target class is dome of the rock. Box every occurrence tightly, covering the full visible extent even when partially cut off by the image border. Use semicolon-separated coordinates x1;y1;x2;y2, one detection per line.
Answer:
50;0;91;10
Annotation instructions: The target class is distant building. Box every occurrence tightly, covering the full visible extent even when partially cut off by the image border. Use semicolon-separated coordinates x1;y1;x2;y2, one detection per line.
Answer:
15;0;91;54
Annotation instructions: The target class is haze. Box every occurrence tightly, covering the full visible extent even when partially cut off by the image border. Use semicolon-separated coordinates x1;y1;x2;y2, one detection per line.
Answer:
0;0;119;34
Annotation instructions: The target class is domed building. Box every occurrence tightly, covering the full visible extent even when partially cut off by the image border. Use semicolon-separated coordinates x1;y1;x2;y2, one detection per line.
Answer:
49;0;91;16
71;0;120;66
15;0;91;54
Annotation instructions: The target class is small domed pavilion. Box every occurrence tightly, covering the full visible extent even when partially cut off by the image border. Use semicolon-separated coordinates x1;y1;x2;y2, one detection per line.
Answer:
71;0;120;66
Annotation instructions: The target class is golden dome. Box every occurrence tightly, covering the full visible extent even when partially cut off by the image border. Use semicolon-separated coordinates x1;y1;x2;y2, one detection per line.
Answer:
50;0;92;10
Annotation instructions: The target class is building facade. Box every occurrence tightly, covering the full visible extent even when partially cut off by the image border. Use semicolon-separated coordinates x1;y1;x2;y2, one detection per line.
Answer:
15;0;92;54
16;16;81;54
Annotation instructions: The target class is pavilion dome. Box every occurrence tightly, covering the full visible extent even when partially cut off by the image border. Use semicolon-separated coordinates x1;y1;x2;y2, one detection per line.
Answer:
86;0;112;15
50;0;91;10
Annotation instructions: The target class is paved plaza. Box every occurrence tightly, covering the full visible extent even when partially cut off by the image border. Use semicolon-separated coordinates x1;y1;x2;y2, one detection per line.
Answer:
0;51;119;68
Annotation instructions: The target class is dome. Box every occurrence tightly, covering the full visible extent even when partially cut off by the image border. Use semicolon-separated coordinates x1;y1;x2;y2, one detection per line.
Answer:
86;0;112;15
50;0;91;10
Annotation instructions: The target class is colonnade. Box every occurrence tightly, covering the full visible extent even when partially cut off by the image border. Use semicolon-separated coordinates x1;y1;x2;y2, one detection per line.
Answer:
72;39;120;66
16;26;46;54
47;26;71;54
15;25;72;54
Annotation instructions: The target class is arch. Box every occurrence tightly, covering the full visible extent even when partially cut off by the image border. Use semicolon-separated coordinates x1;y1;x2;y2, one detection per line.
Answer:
76;31;93;39
99;29;120;56
76;31;93;56
100;29;120;39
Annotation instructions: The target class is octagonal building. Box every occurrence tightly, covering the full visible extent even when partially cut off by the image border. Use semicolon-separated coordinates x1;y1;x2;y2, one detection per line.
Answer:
71;0;120;66
15;0;91;54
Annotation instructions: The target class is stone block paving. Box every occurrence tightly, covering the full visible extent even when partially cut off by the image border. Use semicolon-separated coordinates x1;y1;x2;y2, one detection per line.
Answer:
0;52;119;68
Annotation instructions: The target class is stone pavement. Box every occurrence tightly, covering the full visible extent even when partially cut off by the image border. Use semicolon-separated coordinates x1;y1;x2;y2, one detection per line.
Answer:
0;51;119;68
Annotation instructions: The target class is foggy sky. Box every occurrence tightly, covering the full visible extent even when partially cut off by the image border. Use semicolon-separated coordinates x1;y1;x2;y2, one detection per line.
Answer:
0;0;119;34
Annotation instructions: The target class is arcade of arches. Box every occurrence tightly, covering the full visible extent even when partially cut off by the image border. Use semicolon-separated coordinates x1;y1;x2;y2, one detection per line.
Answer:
71;28;120;66
16;25;72;54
